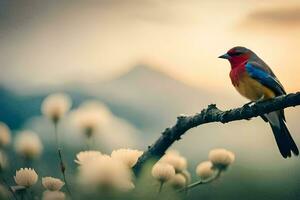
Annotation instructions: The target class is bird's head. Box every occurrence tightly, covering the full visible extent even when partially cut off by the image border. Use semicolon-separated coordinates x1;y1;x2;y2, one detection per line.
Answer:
219;46;253;68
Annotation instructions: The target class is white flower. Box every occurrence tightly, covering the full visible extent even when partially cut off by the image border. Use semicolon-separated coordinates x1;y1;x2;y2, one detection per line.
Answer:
169;173;186;189
42;191;65;200
42;177;64;191
196;161;214;179
165;149;180;156
227;151;235;162
0;122;11;147
14;131;43;159
160;152;187;173
74;151;102;165
70;101;111;137
151;163;175;183
14;168;38;187
0;151;7;171
111;148;143;168
78;155;133;191
208;148;235;170
41;93;72;123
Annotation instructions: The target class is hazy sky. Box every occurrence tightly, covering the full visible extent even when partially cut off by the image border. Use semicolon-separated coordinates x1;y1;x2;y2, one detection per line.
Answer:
0;0;300;93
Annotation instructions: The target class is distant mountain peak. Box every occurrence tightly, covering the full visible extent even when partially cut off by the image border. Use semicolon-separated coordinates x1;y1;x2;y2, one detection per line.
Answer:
132;63;159;71
125;63;163;75
116;63;176;83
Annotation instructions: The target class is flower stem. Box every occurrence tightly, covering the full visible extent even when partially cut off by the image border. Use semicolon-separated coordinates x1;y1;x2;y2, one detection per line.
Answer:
20;189;26;200
0;175;17;200
24;157;32;168
20;193;25;200
86;137;90;150
180;172;189;195
178;170;222;193
54;122;72;198
158;181;164;193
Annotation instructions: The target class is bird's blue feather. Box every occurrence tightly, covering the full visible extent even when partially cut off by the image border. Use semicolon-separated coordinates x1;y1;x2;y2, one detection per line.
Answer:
245;62;286;95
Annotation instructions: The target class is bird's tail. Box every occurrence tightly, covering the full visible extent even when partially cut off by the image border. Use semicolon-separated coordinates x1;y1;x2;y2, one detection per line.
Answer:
269;116;299;158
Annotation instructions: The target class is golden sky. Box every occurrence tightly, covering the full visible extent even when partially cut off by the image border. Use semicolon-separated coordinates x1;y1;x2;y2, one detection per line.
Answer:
0;0;299;93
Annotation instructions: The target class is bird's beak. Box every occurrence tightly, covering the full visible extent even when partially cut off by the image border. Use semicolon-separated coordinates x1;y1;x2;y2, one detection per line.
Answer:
218;53;231;60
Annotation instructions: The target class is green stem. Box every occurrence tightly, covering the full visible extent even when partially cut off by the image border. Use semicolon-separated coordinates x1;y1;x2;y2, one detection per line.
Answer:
84;127;95;150
54;123;72;198
24;157;32;168
54;122;59;150
178;170;222;193
158;181;164;193
86;137;90;150
20;189;26;200
21;193;24;200
0;175;17;200
180;172;189;195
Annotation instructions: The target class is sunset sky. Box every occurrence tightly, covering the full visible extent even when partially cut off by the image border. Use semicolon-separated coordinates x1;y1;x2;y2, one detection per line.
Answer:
0;0;299;93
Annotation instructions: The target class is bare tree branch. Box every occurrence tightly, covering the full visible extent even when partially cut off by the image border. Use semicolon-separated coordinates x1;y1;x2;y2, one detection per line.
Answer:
133;92;300;175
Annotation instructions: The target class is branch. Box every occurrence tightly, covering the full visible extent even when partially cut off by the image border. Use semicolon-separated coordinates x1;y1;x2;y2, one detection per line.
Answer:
133;92;300;175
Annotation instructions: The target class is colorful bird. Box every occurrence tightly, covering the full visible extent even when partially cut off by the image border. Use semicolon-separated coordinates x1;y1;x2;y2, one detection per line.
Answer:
219;46;299;158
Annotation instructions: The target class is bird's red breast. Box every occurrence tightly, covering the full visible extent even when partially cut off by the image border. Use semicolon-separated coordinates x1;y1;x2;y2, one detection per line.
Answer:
229;65;246;86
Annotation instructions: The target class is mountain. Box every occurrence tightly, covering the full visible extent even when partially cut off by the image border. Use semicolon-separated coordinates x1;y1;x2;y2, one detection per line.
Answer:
71;64;227;134
0;86;89;130
0;86;44;129
0;64;235;135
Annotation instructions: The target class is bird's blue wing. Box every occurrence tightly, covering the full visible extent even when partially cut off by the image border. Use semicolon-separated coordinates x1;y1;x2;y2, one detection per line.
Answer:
245;62;286;95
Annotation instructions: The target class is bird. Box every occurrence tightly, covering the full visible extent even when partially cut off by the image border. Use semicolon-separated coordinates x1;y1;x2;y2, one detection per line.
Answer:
219;46;299;158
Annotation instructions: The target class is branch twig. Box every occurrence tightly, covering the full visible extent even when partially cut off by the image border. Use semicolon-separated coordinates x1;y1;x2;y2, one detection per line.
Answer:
133;92;300;175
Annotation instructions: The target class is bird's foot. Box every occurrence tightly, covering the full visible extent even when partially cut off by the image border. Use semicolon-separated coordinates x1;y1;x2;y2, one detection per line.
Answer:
255;94;266;103
243;95;266;108
242;101;254;120
243;101;255;108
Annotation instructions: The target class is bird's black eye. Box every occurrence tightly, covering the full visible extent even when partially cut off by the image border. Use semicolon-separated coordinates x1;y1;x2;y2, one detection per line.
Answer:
229;52;243;56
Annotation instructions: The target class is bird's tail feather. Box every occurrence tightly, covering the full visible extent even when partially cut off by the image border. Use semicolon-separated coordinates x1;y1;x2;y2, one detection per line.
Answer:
270;119;299;158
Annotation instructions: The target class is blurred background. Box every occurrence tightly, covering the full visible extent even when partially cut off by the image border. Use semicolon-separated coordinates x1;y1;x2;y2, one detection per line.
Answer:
0;0;299;199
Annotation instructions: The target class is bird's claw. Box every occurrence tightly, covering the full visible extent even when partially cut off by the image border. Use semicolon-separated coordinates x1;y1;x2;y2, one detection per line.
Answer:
243;101;256;120
243;101;255;108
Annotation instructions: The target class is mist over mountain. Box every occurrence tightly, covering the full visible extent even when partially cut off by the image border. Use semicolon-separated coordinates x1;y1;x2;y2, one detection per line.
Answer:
0;86;88;130
0;64;229;135
84;64;228;134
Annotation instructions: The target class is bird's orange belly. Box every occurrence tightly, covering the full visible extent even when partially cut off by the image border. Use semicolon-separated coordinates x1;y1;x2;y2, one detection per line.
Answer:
234;73;275;101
